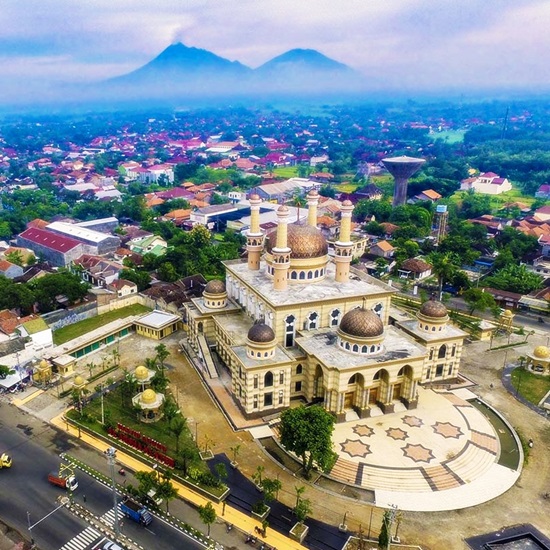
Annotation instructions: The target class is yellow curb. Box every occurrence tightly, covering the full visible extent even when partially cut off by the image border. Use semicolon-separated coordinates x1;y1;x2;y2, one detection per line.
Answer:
12;388;44;406
50;411;307;550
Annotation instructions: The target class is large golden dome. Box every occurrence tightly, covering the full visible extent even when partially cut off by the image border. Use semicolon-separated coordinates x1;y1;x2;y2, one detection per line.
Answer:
419;299;448;319
204;279;226;295
339;308;384;338
267;223;328;259
248;323;276;343
533;345;550;359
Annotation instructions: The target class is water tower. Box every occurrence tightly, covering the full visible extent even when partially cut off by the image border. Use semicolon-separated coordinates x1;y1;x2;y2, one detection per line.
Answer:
382;156;426;207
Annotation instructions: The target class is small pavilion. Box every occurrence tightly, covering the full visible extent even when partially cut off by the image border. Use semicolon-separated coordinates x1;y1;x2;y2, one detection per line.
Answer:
132;388;165;423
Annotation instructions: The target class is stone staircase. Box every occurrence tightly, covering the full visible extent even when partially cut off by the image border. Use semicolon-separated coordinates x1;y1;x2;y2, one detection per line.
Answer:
443;440;497;485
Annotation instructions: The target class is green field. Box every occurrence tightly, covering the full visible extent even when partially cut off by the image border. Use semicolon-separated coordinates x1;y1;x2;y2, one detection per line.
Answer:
430;129;466;144
511;367;550;406
53;304;151;345
272;166;299;178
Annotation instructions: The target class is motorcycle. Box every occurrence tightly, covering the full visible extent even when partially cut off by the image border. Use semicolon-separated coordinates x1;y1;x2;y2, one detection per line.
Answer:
118;468;126;476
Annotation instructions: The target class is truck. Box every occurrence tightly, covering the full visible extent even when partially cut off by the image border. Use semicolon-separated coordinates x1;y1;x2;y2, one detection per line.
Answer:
48;471;78;491
119;497;153;526
0;453;12;469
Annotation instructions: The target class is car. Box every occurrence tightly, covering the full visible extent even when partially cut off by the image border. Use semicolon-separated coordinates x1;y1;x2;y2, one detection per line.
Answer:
102;542;123;550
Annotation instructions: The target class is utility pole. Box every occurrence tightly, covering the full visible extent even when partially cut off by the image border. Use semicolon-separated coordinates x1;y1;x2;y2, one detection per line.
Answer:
105;447;120;540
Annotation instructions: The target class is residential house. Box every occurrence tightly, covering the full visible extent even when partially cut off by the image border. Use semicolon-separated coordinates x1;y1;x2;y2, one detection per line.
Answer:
460;172;512;195
410;189;442;203
398;258;433;280
533;205;550;222
73;254;123;287
535;184;550;199
369;240;395;258
18;317;53;351
0;259;24;279
128;235;168;257
107;279;138;298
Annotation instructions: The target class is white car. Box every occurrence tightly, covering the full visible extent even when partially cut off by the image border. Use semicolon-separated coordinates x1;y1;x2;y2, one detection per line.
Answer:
102;542;123;550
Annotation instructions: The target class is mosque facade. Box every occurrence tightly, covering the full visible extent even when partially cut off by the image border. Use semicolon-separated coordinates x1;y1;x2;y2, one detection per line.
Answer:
184;192;466;421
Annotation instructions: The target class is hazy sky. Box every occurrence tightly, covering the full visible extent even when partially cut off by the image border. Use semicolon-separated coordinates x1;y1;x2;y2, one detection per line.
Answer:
0;0;549;101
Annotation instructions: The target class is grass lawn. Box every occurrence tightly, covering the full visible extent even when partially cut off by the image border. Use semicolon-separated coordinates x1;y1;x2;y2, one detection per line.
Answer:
511;367;550;406
430;129;466;144
53;304;151;345
273;166;299;178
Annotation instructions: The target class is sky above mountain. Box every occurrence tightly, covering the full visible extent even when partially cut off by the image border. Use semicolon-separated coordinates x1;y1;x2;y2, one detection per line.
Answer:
0;0;549;104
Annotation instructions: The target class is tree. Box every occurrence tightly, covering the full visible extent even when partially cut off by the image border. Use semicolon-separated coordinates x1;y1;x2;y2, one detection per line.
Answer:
134;470;157;501
0;365;15;379
279;405;336;478
156;474;178;513
463;288;497;315
155;343;170;377
378;510;392;550
177;446;196;477
215;462;228;484
169;416;187;453
293;486;312;524
428;252;460;300
484;264;543;294
198;501;216;537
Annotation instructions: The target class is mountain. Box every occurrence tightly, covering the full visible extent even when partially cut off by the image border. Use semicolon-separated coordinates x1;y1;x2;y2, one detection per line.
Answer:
96;43;367;106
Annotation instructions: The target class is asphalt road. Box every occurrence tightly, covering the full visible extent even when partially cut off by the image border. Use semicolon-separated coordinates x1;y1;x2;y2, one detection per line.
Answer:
0;410;205;550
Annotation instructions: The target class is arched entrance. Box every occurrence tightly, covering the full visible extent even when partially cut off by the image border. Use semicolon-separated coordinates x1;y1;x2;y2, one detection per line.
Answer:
370;369;390;406
345;373;365;409
313;364;324;401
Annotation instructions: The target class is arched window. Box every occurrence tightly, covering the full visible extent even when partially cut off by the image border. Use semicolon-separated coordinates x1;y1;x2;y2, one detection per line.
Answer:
397;367;404;376
307;271;313;279
429;349;434;360
308;311;319;330
345;342;351;350
299;271;306;280
373;303;383;317
296;364;303;375
264;371;274;387
285;315;295;347
432;326;436;331
291;271;297;280
362;345;368;353
330;309;341;327
370;345;376;353
373;370;381;380
198;322;203;333
348;374;357;384
353;344;359;352
438;345;447;359
315;270;319;277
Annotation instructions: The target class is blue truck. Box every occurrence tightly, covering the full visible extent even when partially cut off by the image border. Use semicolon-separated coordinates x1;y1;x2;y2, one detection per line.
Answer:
119;497;153;526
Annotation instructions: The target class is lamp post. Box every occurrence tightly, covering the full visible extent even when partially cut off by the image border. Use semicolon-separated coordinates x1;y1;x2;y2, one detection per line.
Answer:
105;447;120;540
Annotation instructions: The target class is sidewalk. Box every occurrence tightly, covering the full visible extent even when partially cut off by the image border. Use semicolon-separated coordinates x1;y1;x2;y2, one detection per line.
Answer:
50;411;307;550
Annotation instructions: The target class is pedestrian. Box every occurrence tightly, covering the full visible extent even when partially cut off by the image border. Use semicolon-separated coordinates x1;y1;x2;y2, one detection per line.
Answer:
83;494;87;503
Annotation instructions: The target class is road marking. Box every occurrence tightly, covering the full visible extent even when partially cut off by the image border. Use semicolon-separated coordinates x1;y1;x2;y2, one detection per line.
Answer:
59;526;101;550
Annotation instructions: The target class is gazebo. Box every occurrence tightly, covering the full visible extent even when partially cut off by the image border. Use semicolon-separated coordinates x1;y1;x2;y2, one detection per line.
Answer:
132;388;165;423
526;345;550;375
134;365;155;391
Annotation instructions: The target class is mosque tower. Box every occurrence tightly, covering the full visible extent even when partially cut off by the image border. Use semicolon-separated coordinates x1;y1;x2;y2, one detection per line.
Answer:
271;205;292;291
334;199;354;282
246;194;264;270
382;156;426;207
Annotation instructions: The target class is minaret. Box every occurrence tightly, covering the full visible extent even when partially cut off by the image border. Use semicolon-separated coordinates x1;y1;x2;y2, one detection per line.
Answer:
334;200;354;283
307;189;319;227
272;205;291;291
246;194;264;270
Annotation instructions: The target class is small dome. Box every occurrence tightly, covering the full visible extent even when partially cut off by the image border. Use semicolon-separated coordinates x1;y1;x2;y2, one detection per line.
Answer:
502;309;514;318
204;279;226;294
342;199;353;206
248;323;276;343
39;359;50;370
74;375;85;386
339;308;384;338
278;205;289;213
141;389;157;404
533;345;550;359
267;224;328;259
250;193;260;200
419;299;448;319
308;189;319;197
135;365;148;380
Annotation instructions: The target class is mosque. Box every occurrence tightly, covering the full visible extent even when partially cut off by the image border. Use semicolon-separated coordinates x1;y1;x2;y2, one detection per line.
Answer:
184;191;467;421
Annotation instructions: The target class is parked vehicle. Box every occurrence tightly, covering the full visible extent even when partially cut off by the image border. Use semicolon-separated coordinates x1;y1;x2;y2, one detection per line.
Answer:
119;497;153;526
0;453;12;469
102;541;123;550
48;471;78;491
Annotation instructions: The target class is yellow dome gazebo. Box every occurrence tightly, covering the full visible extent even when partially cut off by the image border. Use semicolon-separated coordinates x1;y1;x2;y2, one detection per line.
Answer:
34;359;52;386
527;345;550;375
134;365;155;390
73;375;87;393
132;388;165;423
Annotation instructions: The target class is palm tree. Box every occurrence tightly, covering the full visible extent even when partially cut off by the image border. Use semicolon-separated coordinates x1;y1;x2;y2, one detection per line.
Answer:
155;343;170;377
168;416;187;453
428;252;459;300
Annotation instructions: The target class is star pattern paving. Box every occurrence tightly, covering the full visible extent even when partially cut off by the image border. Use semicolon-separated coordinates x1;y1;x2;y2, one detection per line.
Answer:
386;427;408;441
340;439;371;458
432;421;463;439
402;443;435;464
352;424;374;438
402;415;424;428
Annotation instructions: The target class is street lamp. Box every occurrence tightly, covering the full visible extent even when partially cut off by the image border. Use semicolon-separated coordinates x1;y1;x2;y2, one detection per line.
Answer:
105;447;120;540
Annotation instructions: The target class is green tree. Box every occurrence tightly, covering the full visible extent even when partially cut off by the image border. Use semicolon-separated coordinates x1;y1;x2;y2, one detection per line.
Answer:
279;405;336;478
156;473;178;513
484;264;543;294
155;343;170;377
463;288;498;315
198;501;216;537
119;268;151;292
428;252;460;299
0;365;15;379
378;510;392;550
168;416;187;454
